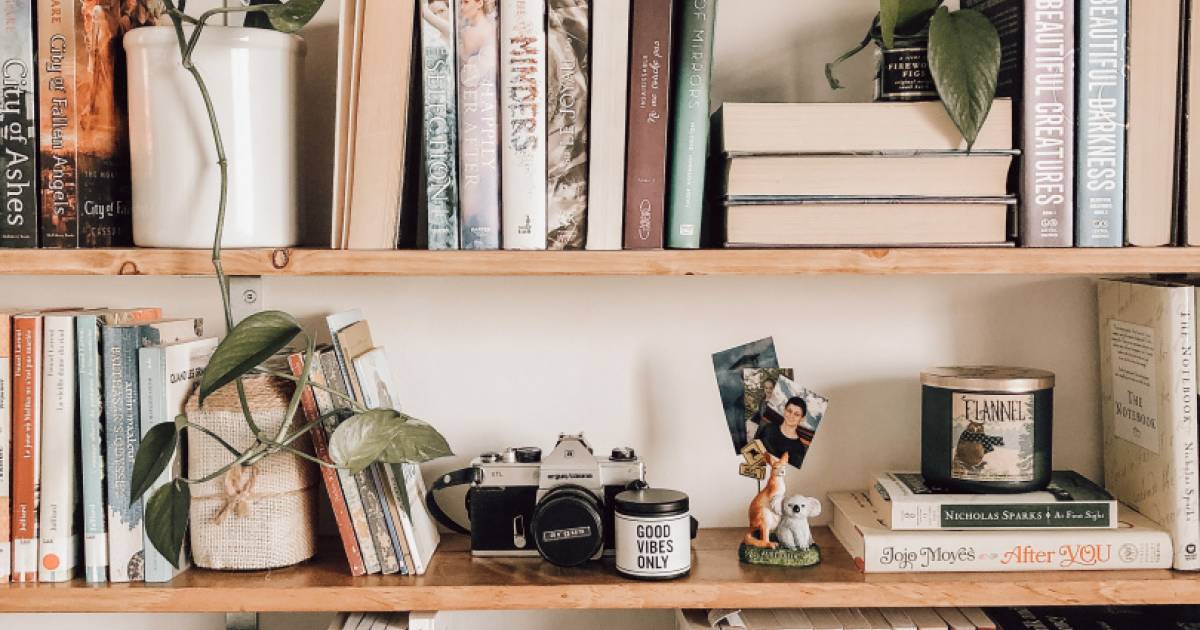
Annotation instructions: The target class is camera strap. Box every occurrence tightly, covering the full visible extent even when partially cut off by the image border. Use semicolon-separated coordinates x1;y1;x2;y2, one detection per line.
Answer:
424;467;474;535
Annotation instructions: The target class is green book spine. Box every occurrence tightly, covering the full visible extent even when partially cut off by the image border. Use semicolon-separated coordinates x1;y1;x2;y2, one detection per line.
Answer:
665;0;718;249
939;503;1113;529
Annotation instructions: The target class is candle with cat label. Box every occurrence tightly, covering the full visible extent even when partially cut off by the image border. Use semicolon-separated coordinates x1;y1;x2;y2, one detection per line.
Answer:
613;488;693;580
921;366;1055;493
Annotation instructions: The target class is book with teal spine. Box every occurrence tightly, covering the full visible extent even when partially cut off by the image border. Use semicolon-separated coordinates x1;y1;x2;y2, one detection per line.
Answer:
666;0;718;249
1075;0;1126;247
421;0;461;250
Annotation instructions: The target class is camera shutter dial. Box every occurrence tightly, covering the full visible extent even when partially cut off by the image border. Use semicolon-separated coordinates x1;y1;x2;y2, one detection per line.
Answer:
531;486;604;567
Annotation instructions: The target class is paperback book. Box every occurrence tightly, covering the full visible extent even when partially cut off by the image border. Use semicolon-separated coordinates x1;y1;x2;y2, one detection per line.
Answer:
455;0;501;250
11;312;44;582
421;0;461;250
39;312;83;582
499;0;548;250
0;314;11;581
1;0;38;247
545;0;590;250
666;0;718;249
623;0;674;249
584;0;632;250
869;471;1117;530
1075;0;1126;247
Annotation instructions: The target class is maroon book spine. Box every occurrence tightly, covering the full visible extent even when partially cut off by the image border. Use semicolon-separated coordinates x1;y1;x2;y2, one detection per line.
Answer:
622;0;674;249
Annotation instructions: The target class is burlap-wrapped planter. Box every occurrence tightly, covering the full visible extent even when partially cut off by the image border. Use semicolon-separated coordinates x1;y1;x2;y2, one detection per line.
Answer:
185;375;318;570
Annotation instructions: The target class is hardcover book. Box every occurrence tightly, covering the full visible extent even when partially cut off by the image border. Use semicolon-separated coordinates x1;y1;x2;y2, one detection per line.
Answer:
1097;278;1200;570
830;491;1172;573
39;312;85;582
545;0;590;250
0;314;11;581
963;0;1074;247
455;0;501;250
421;0;461;250
75;307;161;583
499;0;548;250
139;337;217;582
1075;0;1126;248
623;0;674;250
869;471;1117;530
11;313;43;582
666;0;718;249
1;0;38;247
585;0;632;250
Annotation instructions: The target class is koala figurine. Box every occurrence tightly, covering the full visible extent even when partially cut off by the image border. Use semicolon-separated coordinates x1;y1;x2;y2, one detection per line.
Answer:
774;495;821;550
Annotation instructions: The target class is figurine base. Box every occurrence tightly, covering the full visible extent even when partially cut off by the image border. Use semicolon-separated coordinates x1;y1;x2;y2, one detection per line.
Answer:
738;542;821;567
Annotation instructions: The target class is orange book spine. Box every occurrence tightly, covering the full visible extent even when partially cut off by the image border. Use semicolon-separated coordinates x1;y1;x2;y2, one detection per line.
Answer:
10;316;41;582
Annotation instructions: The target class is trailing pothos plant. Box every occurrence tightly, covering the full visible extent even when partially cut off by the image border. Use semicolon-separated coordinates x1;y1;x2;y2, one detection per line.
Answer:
825;0;1002;149
129;0;453;568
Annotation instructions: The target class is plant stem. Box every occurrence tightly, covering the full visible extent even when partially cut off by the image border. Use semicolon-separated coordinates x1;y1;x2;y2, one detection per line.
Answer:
182;421;242;458
253;367;369;412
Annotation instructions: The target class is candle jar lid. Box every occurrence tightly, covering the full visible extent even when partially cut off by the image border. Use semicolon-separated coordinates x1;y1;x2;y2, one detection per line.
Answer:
920;366;1055;393
615;488;690;516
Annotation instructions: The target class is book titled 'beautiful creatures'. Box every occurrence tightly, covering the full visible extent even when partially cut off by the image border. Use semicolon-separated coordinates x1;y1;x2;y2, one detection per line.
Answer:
456;0;501;250
1075;0;1126;247
1;0;38;247
500;0;548;250
545;0;590;250
963;0;1074;247
666;0;718;249
623;0;674;249
421;0;461;250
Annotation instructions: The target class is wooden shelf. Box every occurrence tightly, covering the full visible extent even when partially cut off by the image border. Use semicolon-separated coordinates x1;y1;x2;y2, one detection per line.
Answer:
0;528;1195;613
3;247;1200;276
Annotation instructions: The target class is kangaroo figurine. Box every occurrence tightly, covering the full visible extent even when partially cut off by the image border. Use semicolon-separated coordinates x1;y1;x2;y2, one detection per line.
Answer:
743;452;789;549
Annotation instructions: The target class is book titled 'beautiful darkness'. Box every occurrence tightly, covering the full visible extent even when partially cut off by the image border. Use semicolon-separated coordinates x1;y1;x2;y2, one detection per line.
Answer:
1075;0;1126;247
623;0;674;249
1;0;38;247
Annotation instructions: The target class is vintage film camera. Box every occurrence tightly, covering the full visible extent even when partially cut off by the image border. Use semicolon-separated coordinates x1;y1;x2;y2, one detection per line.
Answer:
426;434;647;567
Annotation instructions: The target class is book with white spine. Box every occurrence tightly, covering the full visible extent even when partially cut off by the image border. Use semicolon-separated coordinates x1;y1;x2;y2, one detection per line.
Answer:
38;312;81;582
831;491;1172;573
499;0;548;249
585;0;631;250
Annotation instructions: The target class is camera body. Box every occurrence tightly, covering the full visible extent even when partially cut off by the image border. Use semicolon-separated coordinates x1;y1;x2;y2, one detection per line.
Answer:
466;434;646;566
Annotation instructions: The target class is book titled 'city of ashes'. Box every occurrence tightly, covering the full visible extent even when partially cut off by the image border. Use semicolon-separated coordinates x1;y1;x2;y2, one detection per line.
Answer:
1;0;38;247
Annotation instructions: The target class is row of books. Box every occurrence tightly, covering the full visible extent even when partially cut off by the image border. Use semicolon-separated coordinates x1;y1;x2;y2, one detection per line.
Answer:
329;612;438;630
679;607;1200;630
334;0;720;251
0;0;160;248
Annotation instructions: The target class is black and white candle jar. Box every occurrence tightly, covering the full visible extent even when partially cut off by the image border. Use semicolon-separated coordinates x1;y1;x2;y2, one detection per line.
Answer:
613;488;693;580
921;366;1055;493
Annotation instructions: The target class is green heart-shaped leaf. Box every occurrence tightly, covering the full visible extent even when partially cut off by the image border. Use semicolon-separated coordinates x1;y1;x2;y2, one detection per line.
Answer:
329;409;454;474
146;480;191;569
199;310;302;404
927;7;1001;149
131;423;178;504
260;0;324;33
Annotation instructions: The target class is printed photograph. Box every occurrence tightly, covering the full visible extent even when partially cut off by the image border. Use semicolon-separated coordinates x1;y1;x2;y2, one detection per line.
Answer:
742;367;794;449
753;375;830;470
712;338;778;453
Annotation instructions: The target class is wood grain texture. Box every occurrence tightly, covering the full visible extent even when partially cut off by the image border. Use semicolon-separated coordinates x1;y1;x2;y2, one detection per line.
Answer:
4;248;1200;276
0;529;1196;612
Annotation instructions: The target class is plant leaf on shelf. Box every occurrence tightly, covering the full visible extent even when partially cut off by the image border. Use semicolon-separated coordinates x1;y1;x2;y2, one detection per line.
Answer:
927;6;1001;149
329;409;454;474
244;0;282;29
131;423;178;504
199;310;302;404
259;0;324;33
146;480;191;569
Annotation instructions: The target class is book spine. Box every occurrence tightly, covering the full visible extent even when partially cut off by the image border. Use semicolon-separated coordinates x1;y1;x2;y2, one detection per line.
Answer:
10;316;40;582
500;0;548;250
36;0;77;248
288;353;367;576
585;0;631;250
456;0;501;250
1171;287;1199;569
380;464;417;574
0;316;10;582
75;316;107;582
422;0;461;250
38;315;77;582
1074;0;1126;248
887;501;1116;530
545;0;590;250
0;0;39;248
137;347;172;583
401;461;440;574
666;0;718;249
102;326;143;582
623;0;675;250
1020;0;1074;247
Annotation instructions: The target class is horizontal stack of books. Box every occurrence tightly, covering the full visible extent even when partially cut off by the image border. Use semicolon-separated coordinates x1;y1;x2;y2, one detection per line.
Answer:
329;612;438;630
716;101;1016;248
829;471;1172;573
678;606;1200;630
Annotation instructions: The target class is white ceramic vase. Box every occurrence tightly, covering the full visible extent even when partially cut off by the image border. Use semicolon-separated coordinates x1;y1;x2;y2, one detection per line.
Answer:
125;26;306;248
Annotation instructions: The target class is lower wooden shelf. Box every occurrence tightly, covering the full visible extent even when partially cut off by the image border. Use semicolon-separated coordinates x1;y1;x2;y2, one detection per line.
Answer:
0;528;1195;613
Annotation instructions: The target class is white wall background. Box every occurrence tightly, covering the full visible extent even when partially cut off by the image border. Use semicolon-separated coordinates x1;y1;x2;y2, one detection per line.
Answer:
2;1;1094;629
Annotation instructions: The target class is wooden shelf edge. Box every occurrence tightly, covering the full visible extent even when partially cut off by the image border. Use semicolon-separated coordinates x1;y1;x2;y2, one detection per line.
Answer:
0;529;1195;612
2;248;1200;276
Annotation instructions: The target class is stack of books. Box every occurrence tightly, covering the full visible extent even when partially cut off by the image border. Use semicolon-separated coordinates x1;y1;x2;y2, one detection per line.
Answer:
715;101;1017;248
829;470;1172;573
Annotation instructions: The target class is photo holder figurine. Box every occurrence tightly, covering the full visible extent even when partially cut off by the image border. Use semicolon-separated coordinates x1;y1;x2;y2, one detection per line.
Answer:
737;438;820;567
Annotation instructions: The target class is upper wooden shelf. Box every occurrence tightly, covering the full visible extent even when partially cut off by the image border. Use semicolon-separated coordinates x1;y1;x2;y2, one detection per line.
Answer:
0;528;1197;613
2;248;1200;276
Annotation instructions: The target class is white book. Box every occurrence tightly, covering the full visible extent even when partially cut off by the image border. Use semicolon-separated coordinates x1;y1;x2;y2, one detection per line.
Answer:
585;0;631;250
38;313;80;582
832;608;870;630
957;608;996;630
379;613;404;630
831;491;1173;573
499;0;548;249
933;609;973;630
741;610;783;630
854;609;889;630
804;609;843;630
408;611;437;630
905;609;947;630
341;613;364;630
139;338;217;582
1098;278;1200;569
879;609;918;630
776;610;815;630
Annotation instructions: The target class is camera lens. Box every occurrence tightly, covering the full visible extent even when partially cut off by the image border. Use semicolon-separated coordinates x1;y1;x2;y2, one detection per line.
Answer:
530;486;604;567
